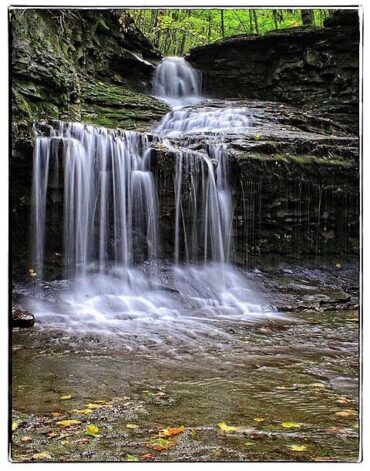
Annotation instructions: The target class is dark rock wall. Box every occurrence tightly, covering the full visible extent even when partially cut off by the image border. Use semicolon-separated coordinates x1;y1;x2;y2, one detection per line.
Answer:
10;8;168;275
187;10;359;134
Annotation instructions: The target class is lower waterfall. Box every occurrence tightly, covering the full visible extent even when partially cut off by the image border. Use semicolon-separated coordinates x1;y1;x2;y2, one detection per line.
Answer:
27;57;281;348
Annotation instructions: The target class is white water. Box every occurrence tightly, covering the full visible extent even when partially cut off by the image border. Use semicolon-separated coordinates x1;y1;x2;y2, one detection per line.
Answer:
152;56;203;108
155;106;251;137
27;58;281;347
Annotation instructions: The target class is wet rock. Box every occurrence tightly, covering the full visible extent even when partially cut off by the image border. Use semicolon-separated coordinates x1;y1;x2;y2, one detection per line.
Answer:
12;309;35;328
187;10;359;134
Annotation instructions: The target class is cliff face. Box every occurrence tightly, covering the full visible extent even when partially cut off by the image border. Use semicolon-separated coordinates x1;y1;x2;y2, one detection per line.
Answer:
187;10;359;134
11;8;168;149
10;8;168;273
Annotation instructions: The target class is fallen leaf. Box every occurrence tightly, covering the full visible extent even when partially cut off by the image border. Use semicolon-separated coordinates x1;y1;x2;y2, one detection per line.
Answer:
61;440;70;446
141;453;155;461
32;451;52;460
21;436;32;443
217;421;238;432
126;423;139;429
287;445;307;452
51;412;64;417
146;437;176;451
85;403;103;410
281;421;303;429
12;419;21;432
75;438;90;446
244;441;256;447
336;397;352;405
47;431;59;438
56;420;81;427
85;424;100;437
72;408;94;415
335;410;357;417
60;394;72;400
308;383;325;388
253;418;265;423
160;426;185;437
124;454;139;462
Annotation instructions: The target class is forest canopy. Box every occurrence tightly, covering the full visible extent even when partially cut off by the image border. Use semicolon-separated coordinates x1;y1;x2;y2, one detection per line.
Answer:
129;9;332;56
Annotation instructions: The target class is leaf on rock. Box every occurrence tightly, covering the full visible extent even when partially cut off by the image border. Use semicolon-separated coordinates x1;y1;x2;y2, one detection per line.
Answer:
146;437;177;451
217;421;238;432
12;419;21;432
124;454;139;461
85;424;100;437
32;451;52;460
281;421;303;429
60;394;72;400
85;403;103;410
287;444;307;452
335;409;357;417
141;453;155;461
244;441;256;447
308;383;325;388
73;408;94;415
160;426;185;437
56;420;81;427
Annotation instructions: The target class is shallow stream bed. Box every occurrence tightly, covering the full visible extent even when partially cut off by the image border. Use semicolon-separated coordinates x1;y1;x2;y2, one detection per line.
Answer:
11;262;360;462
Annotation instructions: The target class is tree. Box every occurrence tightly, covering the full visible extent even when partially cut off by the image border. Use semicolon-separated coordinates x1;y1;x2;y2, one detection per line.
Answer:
301;9;314;26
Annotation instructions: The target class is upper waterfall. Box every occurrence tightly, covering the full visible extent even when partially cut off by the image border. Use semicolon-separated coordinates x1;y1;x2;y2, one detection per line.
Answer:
152;56;202;108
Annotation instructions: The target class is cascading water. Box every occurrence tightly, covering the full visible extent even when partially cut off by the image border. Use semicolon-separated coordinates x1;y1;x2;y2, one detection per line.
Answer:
26;58;281;352
152;56;203;108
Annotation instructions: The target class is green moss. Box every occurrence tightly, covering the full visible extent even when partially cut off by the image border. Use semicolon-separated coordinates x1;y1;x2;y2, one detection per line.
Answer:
245;152;353;169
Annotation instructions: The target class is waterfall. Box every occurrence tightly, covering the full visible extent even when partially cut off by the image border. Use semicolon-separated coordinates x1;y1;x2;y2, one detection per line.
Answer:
31;122;159;278
152;56;202;108
28;59;280;343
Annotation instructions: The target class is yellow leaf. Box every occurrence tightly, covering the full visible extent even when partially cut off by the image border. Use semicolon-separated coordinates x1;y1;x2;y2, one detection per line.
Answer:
60;394;72;400
335;409;357;417
61;440;70;446
287;445;307;452
281;421;303;429
217;421;238;432
32;451;52;460
85;424;100;437
21;436;32;443
253;418;265;423
124;454;139;461
56;420;81;427
126;423;139;429
146;437;176;451
244;441;256;447
72;408;94;415
12;419;21;431
85;403;103;409
160;426;185;437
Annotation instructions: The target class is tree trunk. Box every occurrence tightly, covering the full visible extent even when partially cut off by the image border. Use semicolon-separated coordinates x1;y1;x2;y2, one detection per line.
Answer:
220;10;225;37
252;10;259;34
301;9;314;26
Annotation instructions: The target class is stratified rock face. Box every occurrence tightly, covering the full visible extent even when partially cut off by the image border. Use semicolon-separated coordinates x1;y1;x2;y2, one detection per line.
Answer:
11;8;169;147
10;9;169;275
152;100;359;263
187;10;359;134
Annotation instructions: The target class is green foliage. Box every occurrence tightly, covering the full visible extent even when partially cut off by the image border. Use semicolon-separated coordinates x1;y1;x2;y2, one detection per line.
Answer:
129;9;330;55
